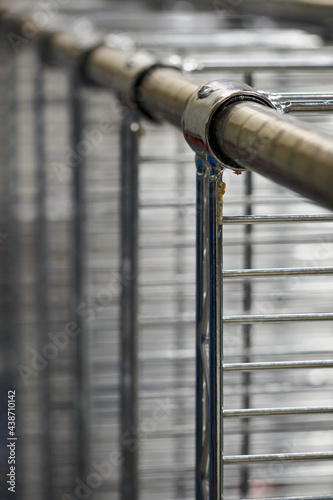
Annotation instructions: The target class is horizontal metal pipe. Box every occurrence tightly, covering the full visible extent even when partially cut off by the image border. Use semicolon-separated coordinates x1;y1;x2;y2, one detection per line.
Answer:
223;406;333;417
212;102;333;211
139;267;333;283
224;313;333;323
223;267;333;277
234;0;333;27
271;94;333;114
188;55;333;72
136;344;333;362
196;0;333;27
223;215;333;223
139;312;333;325
4;8;333;209
223;451;333;463
48;31;85;66
224;360;333;371
81;42;197;125
241;497;333;500
138;68;198;127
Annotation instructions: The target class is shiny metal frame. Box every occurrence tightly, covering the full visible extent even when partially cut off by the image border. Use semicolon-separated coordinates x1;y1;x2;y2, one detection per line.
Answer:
196;155;224;499
70;68;91;489
119;109;140;500
192;66;333;500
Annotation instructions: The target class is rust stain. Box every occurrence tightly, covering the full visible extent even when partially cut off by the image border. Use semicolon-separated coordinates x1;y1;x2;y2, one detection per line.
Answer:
217;181;226;223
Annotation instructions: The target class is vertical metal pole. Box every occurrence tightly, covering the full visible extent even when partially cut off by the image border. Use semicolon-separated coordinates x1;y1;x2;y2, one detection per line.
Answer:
34;57;53;499
240;73;254;498
196;155;210;500
208;161;224;500
196;155;224;500
3;35;19;375
120;109;139;500
240;169;253;498
70;71;90;486
174;134;187;499
0;31;19;500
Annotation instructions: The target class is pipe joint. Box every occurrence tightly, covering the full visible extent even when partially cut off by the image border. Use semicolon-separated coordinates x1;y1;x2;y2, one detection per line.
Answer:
182;79;274;171
85;44;181;120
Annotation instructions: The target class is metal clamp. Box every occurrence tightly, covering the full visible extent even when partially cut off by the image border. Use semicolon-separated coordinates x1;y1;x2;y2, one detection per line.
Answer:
182;80;275;171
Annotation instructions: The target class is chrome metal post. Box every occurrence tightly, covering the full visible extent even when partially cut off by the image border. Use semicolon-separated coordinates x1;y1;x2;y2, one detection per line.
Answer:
33;57;53;499
119;109;140;500
174;134;187;499
196;155;224;500
240;73;254;499
240;168;253;498
0;31;19;500
70;71;90;486
208;160;224;500
196;155;210;500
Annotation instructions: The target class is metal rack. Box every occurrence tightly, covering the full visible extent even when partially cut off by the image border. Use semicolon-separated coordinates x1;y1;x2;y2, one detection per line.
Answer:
0;2;333;500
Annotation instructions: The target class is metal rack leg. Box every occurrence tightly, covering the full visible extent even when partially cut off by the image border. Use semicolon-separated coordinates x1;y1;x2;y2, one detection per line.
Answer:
240;169;253;498
208;161;224;500
174;134;188;499
120;109;139;500
33;58;53;499
241;73;254;498
0;34;20;500
196;156;224;500
70;71;90;486
196;155;209;500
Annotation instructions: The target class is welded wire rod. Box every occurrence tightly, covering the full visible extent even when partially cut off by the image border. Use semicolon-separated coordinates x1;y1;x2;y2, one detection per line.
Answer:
269;94;333;113
224;360;333;371
224;267;333;277
223;452;333;463
138;349;333;362
223;215;333;223
33;57;53;500
140;267;333;288
195;156;209;500
240;496;333;500
140;312;333;325
224;313;333;323
194;0;333;24
223;406;333;417
186;56;333;72
208;163;224;500
228;0;333;26
70;70;91;488
140;267;333;283
119;110;140;500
